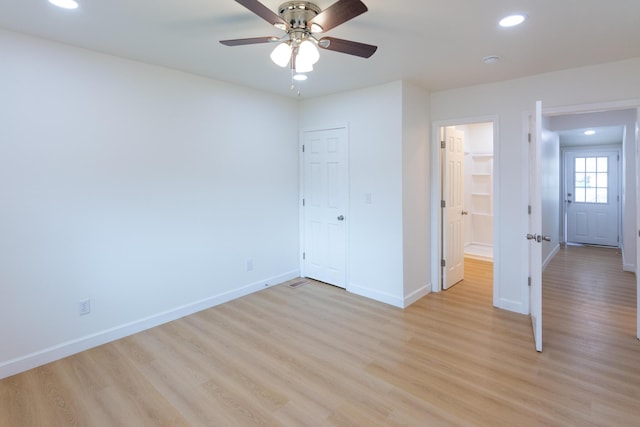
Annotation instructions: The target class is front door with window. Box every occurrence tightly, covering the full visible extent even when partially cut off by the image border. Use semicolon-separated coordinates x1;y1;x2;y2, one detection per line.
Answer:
565;150;620;246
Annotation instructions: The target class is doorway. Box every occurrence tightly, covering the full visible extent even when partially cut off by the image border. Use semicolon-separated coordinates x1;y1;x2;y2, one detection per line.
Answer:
539;102;640;345
548;111;632;259
434;120;497;295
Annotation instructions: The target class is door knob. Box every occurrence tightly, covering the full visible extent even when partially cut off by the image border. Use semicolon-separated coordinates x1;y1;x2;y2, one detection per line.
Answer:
526;233;551;243
461;210;469;216
337;215;345;221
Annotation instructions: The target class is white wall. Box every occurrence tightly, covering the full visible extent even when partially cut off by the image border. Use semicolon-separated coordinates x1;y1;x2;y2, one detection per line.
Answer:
431;58;640;314
402;83;431;305
0;30;300;378
550;109;637;271
299;81;431;307
462;123;493;154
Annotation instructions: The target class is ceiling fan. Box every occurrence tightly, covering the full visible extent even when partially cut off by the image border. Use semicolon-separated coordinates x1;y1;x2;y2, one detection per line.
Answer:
220;0;377;79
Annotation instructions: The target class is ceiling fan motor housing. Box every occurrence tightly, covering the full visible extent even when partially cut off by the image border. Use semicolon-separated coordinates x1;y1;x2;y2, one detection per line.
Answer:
278;1;320;30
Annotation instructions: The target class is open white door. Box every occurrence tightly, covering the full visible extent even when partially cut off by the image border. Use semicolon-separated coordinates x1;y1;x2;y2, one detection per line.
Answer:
442;126;465;289
302;127;348;288
527;101;543;352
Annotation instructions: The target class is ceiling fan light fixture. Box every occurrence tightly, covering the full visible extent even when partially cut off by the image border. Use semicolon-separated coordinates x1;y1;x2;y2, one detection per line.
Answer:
49;0;79;9
298;39;320;64
310;23;323;33
293;73;308;81
220;0;377;88
271;42;292;67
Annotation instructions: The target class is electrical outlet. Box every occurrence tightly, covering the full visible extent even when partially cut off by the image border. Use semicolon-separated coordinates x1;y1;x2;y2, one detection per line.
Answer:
246;258;254;272
78;299;91;316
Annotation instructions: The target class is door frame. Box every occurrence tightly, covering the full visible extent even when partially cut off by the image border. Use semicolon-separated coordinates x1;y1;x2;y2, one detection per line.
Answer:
430;116;499;303
637;107;640;341
299;124;350;288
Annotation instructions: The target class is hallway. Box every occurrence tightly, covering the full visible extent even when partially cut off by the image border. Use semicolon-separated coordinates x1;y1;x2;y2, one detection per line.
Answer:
542;244;638;424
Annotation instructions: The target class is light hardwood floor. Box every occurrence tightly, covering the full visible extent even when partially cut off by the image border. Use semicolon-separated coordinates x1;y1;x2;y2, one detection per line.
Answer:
1;245;638;426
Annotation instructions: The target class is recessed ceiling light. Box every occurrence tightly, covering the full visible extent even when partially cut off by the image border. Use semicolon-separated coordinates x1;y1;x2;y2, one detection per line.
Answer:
499;14;526;28
49;0;79;9
482;55;500;64
584;130;596;136
293;74;308;81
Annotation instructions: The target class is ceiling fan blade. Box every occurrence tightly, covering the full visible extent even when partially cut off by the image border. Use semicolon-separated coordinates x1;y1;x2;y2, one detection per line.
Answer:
234;0;289;29
220;36;279;46
319;37;377;58
310;0;368;33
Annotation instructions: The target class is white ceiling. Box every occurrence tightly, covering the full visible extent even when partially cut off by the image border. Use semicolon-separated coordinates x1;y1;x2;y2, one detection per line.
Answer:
1;0;639;99
557;126;625;147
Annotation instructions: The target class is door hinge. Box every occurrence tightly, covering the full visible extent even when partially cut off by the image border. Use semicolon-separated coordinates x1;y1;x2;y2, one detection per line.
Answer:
302;252;306;260
528;277;532;287
441;200;446;208
302;144;305;153
528;205;532;215
302;198;305;207
441;259;446;267
617;154;620;161
441;140;446;149
528;133;532;143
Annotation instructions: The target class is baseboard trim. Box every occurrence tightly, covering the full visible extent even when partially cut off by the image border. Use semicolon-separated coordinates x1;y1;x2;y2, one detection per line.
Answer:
0;270;299;380
403;284;431;308
497;298;527;315
543;243;561;271
347;283;404;308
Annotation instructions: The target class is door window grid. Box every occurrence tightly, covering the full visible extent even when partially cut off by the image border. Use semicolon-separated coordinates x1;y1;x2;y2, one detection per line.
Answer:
575;156;608;204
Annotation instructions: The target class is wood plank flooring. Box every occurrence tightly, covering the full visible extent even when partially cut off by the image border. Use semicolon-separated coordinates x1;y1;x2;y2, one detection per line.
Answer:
1;246;638;426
